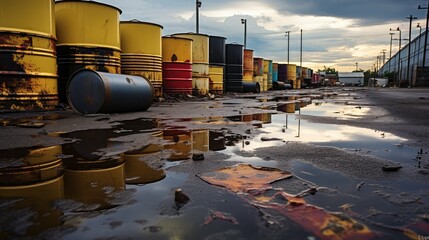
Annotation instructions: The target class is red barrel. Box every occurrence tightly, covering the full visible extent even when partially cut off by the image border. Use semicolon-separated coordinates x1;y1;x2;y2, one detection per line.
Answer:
162;62;193;94
162;36;193;95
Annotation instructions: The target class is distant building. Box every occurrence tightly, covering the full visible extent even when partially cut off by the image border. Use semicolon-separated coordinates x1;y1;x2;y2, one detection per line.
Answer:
338;72;364;86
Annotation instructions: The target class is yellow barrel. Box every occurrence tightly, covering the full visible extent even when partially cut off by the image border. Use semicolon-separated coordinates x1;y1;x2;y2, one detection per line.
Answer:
0;0;58;110
192;129;209;152
286;64;297;81
55;0;122;103
209;65;224;94
162;37;192;63
253;76;264;92
63;157;125;211
172;33;209;95
124;144;165;185
120;21;163;97
243;49;254;82
263;60;272;92
164;128;192;161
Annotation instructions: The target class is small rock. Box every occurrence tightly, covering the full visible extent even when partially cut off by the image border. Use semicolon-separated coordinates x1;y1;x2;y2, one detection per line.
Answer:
261;137;282;141
282;128;286;132
192;153;204;161
245;129;252;134
245;141;250;145
175;188;190;206
38;128;48;135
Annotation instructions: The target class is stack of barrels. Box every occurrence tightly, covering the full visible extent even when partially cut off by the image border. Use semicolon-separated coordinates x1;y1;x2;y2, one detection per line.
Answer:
0;0;58;110
208;36;226;94
162;36;193;95
172;33;210;96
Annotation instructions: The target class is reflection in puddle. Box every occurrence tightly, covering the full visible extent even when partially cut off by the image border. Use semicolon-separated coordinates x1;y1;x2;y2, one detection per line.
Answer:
1;93;428;239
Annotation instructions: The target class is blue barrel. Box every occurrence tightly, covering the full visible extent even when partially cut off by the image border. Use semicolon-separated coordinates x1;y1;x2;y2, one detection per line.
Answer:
67;69;154;114
225;43;243;92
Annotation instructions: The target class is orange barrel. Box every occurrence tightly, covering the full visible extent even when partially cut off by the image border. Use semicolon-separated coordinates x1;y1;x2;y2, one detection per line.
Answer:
302;67;308;79
162;36;193;95
55;0;122;103
120;20;163;97
67;69;154;114
172;33;209;95
0;0;58;111
243;49;254;82
253;57;264;91
62;155;125;211
225;43;244;93
209;35;226;94
273;63;278;82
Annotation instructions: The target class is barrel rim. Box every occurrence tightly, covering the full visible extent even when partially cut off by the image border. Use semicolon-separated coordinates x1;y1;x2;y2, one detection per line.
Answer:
226;43;244;47
171;32;210;38
120;20;163;29
209;35;227;40
0;28;57;40
162;35;194;42
253;57;264;60
244;49;254;52
55;0;122;14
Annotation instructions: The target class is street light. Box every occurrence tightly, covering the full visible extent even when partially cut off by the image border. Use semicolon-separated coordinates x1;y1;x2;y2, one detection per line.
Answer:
300;29;303;68
241;18;247;49
196;0;202;34
285;31;290;64
356;62;358;71
418;3;429;67
406;15;418;86
390;27;402;86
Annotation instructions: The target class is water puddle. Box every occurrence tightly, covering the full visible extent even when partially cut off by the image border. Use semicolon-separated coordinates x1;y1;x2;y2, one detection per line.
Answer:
1;94;428;239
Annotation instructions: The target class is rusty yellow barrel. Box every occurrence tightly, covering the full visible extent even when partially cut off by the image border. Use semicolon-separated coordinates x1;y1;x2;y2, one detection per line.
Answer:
55;0;122;103
209;36;226;94
0;0;58;110
302;67;308;79
253;57;264;91
172;33;209;95
243;49;254;82
287;64;297;88
162;36;193;94
120;21;163;97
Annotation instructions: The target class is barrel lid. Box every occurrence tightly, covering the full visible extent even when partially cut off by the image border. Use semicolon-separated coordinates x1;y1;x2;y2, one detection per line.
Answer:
162;35;193;41
244;49;254;52
55;0;122;14
120;19;163;29
67;69;105;114
226;43;244;46
172;32;210;38
209;35;227;40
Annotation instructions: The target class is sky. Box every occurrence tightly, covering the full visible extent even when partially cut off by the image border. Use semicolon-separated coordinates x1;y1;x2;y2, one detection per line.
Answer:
98;0;427;72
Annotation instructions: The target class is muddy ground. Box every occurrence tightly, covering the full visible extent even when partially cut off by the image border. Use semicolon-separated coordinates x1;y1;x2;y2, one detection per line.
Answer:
1;87;429;239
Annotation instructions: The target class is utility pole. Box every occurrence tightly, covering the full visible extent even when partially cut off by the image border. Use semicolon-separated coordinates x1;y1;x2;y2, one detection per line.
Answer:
300;29;302;67
390;27;402;86
418;2;429;67
381;49;386;64
356;62;358;71
196;0;202;34
389;33;394;72
406;15;418;86
285;31;290;64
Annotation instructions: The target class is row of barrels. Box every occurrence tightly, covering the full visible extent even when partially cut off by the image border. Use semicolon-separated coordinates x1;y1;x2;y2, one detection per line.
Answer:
0;0;314;112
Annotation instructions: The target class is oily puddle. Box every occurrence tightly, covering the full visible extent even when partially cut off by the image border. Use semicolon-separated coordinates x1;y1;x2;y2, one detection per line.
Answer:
1;105;428;238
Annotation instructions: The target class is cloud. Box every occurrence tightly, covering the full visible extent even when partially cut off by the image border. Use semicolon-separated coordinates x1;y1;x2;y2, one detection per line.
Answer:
82;0;427;71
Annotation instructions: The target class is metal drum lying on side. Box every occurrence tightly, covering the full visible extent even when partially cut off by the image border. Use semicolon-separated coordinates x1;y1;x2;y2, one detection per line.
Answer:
162;36;193;95
55;0;122;103
67;69;154;114
120;21;163;97
0;0;58;110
